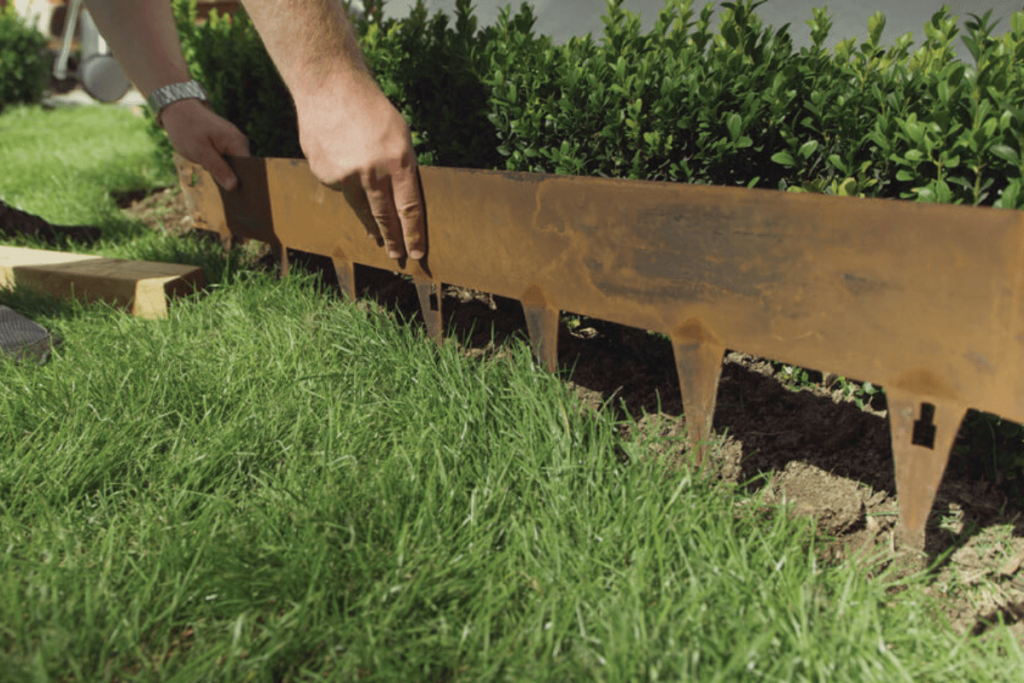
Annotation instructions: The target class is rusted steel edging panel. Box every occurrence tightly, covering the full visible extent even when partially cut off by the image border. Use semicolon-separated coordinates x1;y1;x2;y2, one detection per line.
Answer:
177;155;1024;425
176;153;1024;547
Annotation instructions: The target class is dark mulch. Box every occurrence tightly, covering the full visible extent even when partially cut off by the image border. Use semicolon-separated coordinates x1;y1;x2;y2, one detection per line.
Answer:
0;201;102;246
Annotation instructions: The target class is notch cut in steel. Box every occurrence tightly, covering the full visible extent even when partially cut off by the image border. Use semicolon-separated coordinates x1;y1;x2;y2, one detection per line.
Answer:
414;277;444;343
175;154;1024;550
886;389;965;549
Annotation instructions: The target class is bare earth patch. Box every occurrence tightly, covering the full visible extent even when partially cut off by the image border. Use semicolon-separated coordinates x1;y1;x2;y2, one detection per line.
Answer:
114;187;193;236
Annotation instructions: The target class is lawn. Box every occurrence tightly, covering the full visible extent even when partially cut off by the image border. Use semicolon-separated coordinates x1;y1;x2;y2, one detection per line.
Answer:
0;103;1021;681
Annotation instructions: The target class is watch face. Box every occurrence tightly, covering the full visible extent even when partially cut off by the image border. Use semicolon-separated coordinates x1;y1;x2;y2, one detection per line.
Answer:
149;81;208;112
148;81;209;128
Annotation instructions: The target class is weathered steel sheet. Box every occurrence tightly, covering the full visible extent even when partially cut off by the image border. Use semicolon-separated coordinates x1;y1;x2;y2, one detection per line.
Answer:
175;154;1024;548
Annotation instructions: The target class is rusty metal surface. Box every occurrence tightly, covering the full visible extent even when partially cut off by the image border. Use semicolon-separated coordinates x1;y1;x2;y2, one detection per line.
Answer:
175;154;1024;548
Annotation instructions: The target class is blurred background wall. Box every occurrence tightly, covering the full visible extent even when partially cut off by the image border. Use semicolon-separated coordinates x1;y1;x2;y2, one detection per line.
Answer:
384;0;1023;60
8;1;1023;61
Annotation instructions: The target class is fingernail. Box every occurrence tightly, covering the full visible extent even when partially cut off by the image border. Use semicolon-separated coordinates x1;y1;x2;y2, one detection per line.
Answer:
220;176;237;191
410;249;425;260
388;250;403;259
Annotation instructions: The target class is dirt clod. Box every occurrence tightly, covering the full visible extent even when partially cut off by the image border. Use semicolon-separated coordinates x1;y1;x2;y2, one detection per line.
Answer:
767;461;865;535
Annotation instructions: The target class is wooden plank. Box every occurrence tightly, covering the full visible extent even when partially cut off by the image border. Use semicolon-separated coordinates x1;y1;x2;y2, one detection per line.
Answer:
0;245;204;319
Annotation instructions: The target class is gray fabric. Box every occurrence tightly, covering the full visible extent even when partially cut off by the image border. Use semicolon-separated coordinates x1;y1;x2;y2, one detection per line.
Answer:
0;306;56;363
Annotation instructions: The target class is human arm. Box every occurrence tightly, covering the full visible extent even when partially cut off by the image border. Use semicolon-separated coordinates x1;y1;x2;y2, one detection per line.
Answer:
240;0;425;260
83;0;250;191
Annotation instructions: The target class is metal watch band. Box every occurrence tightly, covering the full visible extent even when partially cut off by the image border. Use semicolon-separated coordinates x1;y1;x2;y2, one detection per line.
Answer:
147;80;209;126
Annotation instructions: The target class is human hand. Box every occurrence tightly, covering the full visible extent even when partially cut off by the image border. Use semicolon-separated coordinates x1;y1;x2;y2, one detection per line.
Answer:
161;99;250;191
295;72;425;261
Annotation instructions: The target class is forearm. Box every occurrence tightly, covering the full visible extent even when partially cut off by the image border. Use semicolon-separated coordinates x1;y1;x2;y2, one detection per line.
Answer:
241;0;424;260
240;0;370;106
83;0;190;96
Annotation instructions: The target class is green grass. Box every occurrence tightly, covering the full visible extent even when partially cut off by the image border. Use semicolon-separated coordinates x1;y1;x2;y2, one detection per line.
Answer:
1;103;1022;681
0;105;172;223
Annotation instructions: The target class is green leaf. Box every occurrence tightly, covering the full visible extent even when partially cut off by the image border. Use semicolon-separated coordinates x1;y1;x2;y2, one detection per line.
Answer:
828;154;849;174
868;12;886;46
726;112;742;142
996;181;1021;209
798;140;819;159
771;151;797;167
896;169;915;182
990;144;1022;166
901;119;925;145
835;177;858;196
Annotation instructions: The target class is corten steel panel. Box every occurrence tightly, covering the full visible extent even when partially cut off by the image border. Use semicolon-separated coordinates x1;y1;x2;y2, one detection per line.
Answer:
175;154;1024;548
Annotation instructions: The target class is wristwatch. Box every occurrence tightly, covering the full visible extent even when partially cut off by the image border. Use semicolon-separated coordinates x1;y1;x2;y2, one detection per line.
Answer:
147;80;209;127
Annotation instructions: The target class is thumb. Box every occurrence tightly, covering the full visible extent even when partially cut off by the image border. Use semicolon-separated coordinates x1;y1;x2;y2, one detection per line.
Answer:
216;127;251;159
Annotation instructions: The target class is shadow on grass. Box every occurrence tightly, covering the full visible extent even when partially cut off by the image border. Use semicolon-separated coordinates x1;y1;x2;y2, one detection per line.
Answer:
0;200;102;248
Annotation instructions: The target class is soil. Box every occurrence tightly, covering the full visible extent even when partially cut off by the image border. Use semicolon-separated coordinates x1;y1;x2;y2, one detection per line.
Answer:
5;186;1024;640
113;187;193;235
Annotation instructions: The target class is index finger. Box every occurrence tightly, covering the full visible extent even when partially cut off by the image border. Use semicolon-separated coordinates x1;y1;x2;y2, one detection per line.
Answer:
391;164;426;260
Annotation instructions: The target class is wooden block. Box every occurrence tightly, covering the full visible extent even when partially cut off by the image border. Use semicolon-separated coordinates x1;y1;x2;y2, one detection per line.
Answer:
0;246;204;319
